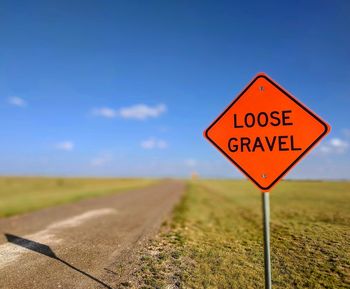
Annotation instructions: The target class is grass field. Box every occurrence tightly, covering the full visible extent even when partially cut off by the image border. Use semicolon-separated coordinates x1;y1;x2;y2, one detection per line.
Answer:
0;177;157;217
135;180;350;289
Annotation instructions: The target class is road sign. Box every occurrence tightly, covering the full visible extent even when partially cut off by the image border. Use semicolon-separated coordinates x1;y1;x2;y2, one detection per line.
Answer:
204;73;330;192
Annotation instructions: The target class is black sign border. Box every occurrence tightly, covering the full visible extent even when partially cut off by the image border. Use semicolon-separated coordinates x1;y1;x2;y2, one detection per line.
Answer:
204;74;330;191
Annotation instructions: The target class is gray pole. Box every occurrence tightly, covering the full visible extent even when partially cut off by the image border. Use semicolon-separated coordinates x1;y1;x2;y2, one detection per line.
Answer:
262;192;272;289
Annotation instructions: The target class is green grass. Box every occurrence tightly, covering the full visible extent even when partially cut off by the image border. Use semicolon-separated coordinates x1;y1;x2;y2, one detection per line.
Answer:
0;177;157;217
135;180;350;289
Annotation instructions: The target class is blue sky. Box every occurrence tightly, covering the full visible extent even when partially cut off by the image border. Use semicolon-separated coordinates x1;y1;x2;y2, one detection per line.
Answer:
0;0;349;179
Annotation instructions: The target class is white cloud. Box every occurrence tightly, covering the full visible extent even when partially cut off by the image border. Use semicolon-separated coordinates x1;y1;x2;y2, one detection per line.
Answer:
55;141;74;151
90;153;113;166
8;96;27;107
319;146;331;153
317;138;348;155
119;104;166;120
92;104;166;120
330;138;347;148
140;138;168;149
92;107;117;118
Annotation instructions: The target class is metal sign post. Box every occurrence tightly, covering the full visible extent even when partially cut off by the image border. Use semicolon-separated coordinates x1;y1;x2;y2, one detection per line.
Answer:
203;72;330;288
262;192;272;289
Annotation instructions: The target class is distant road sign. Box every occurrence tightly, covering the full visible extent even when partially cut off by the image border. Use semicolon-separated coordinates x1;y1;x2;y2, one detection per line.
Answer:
204;73;330;191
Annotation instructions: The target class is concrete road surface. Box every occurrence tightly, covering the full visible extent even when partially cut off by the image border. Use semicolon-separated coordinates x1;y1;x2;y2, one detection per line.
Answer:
0;180;185;289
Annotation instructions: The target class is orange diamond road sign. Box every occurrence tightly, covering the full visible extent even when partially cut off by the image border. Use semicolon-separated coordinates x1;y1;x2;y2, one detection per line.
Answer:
204;73;330;192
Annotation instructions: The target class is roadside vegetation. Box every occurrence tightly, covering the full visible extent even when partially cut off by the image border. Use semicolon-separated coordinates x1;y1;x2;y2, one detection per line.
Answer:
133;180;350;288
0;177;157;217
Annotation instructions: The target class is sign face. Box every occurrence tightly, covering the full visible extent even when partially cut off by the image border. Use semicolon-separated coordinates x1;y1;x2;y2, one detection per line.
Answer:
204;73;330;192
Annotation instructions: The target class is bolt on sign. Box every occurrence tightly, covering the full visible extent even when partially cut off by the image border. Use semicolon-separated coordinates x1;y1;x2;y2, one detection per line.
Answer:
204;73;330;192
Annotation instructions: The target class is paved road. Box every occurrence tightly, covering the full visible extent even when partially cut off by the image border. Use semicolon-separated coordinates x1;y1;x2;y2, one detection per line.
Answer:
0;180;185;289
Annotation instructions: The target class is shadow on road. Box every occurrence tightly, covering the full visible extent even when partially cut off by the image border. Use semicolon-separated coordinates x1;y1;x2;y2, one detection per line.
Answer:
5;233;113;289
